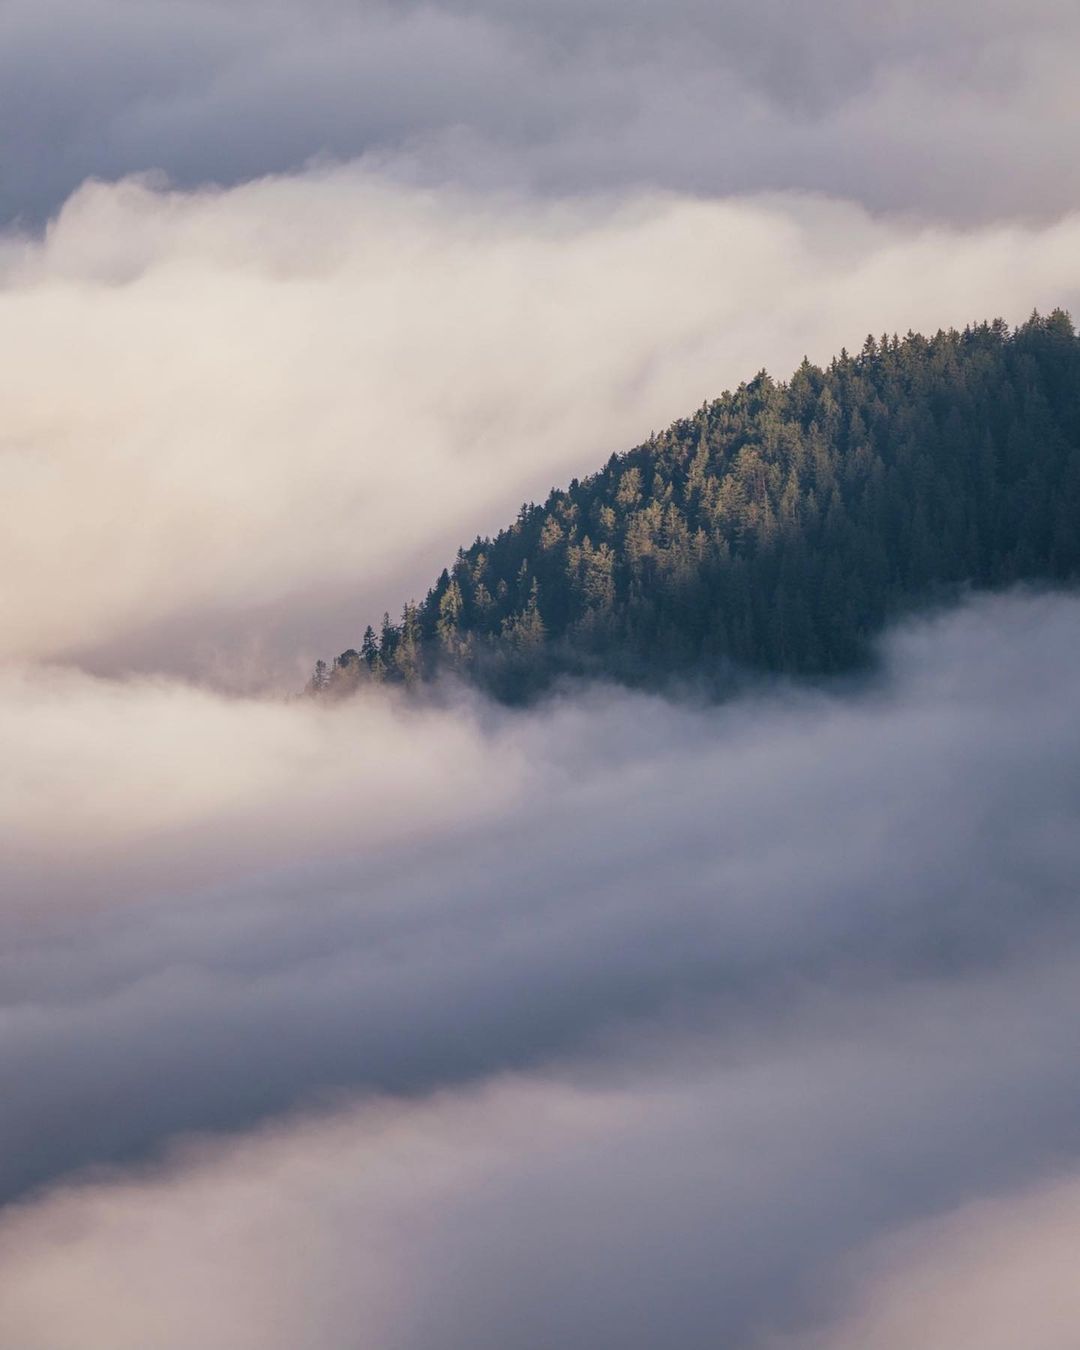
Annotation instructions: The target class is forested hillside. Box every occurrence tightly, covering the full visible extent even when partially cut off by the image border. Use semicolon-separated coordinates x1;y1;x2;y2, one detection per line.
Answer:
313;311;1080;701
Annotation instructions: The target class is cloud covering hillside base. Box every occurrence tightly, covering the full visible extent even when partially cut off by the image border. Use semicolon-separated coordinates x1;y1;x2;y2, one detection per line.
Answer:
3;171;1080;686
3;593;1080;1348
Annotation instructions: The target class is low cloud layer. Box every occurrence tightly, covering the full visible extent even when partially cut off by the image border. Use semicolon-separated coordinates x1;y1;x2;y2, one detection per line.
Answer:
3;0;1080;224
3;593;1080;1346
6;4;1080;1342
3;169;1080;687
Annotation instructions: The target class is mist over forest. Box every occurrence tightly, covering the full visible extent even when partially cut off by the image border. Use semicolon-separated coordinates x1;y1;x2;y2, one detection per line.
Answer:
4;3;1080;1347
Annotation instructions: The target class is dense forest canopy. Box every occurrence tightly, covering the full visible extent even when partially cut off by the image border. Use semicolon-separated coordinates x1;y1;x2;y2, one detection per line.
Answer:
312;311;1080;702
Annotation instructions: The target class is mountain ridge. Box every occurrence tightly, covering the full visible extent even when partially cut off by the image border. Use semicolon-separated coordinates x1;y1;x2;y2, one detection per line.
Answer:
312;310;1080;702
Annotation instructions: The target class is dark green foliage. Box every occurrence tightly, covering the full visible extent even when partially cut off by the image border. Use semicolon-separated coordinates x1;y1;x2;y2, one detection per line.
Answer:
313;312;1080;702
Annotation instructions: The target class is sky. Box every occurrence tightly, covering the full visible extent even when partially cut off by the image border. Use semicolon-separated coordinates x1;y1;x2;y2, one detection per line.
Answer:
3;2;1080;1346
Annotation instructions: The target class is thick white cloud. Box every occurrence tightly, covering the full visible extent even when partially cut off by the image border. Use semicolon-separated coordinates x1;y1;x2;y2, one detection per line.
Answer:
0;663;514;912
3;170;1080;685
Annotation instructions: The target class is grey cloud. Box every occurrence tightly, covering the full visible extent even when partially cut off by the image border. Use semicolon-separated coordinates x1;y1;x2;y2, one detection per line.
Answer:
3;592;1080;1347
2;921;1080;1347
3;0;1079;223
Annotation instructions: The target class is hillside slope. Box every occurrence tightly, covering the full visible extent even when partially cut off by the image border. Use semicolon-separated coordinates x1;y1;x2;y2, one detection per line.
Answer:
314;311;1080;701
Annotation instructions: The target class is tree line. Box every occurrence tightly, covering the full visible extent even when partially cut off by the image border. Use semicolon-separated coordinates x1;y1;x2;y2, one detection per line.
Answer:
311;311;1080;702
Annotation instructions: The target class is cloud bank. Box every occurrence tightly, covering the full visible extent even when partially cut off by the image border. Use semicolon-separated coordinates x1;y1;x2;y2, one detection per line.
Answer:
3;594;1080;1346
3;170;1080;686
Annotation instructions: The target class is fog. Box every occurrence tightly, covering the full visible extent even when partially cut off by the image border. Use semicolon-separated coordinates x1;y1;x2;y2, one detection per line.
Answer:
2;594;1080;1346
